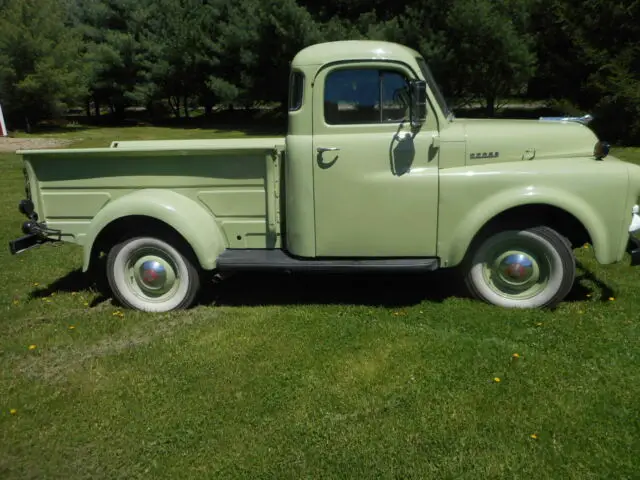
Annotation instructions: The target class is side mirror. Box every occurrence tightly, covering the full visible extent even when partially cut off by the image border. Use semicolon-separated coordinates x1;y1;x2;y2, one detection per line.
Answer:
410;80;428;127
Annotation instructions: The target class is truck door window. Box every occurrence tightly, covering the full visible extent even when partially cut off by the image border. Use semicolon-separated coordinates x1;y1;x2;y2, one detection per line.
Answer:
324;68;410;125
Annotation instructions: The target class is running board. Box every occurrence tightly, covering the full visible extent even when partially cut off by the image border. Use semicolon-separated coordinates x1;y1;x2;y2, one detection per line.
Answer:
216;249;440;273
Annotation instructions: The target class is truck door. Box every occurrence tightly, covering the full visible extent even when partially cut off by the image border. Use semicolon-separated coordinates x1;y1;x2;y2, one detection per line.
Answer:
312;62;440;257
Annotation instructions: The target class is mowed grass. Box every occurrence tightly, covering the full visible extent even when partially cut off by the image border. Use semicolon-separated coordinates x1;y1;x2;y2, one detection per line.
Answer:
1;127;640;478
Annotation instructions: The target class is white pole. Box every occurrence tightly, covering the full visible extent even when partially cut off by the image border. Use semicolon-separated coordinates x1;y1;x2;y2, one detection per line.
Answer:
0;104;7;136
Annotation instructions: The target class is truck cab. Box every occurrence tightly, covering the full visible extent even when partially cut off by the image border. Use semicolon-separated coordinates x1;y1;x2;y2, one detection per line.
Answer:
9;40;640;312
284;41;441;260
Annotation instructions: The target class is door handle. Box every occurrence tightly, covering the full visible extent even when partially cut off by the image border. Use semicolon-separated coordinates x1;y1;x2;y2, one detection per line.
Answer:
317;146;340;153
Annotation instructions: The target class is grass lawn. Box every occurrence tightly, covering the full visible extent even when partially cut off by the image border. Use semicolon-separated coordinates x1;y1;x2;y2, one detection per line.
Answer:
1;127;639;478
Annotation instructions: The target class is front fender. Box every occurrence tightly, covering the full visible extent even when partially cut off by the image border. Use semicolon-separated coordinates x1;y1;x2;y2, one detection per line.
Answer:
440;185;622;267
81;189;227;272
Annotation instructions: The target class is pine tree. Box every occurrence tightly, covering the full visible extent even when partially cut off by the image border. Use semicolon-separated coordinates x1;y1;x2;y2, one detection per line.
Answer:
0;0;87;129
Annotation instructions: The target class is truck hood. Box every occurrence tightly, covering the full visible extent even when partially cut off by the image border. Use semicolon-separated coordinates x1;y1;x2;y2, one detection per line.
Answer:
457;118;599;163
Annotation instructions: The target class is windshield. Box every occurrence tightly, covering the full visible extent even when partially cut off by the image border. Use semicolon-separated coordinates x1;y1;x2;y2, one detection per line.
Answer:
416;57;453;121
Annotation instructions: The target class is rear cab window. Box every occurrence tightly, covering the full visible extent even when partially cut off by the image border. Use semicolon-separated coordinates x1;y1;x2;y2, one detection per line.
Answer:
289;71;304;111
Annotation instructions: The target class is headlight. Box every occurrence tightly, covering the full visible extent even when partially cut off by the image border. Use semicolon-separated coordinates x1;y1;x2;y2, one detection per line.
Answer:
594;140;610;159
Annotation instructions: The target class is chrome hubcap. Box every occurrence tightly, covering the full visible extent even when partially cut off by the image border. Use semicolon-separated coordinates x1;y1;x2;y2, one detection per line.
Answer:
126;249;179;300
139;260;167;290
483;245;547;299
496;252;537;285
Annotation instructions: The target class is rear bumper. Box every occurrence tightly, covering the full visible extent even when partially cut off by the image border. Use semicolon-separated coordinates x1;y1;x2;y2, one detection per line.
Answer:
627;235;640;266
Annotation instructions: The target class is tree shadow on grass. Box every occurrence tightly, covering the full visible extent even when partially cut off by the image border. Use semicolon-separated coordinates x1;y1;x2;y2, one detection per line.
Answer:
28;260;616;309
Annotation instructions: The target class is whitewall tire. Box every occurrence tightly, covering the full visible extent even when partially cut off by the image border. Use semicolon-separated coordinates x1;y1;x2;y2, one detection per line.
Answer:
106;236;201;312
464;226;576;309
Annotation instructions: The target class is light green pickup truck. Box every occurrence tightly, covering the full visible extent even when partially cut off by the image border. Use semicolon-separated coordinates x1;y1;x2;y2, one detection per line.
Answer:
9;40;640;312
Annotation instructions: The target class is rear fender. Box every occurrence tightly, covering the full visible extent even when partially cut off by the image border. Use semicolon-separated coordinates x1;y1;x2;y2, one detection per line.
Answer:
82;189;226;272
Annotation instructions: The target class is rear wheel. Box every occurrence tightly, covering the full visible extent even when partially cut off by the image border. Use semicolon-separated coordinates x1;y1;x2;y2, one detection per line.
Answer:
464;226;576;309
106;235;201;312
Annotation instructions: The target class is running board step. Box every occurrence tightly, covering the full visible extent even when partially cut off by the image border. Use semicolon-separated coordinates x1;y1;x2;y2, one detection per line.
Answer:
216;249;440;273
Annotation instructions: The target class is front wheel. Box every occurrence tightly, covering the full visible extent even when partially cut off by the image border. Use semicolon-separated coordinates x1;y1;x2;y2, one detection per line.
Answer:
106;235;201;312
464;226;576;309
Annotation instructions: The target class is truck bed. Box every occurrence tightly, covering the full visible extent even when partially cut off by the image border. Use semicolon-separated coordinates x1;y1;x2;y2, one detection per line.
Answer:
18;137;286;250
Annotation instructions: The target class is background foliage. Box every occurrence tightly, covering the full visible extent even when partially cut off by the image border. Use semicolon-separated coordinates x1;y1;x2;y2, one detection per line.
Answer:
0;0;638;144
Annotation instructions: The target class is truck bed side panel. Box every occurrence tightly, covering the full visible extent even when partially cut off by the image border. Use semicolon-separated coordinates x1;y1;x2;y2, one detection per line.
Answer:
22;143;283;249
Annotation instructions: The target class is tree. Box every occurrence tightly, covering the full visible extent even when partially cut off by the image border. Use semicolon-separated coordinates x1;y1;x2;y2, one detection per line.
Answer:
0;0;87;129
442;0;537;115
69;0;148;117
216;0;323;109
529;0;640;144
130;0;229;118
353;0;538;117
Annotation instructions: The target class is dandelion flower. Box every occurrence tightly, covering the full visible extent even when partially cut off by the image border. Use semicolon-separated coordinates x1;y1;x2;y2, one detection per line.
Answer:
530;433;538;440
609;297;615;301
512;353;520;358
493;377;501;383
9;409;17;415
33;282;39;286
28;344;36;351
68;325;75;330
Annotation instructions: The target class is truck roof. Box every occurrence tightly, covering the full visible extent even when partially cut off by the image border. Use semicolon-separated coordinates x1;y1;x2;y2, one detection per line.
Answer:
291;40;423;69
